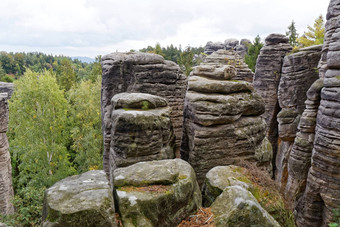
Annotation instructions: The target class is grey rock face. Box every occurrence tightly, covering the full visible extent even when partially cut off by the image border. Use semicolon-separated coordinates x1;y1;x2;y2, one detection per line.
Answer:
253;33;292;169
0;83;14;99
284;79;323;204
204;39;251;58
113;159;201;227
295;1;340;225
109;93;175;184
0;97;14;215
275;45;321;189
211;186;280;227
42;170;116;227
181;62;272;185
101;52;187;174
204;49;254;82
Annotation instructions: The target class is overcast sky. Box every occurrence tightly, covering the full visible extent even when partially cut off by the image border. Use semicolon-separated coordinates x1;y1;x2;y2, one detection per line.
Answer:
0;0;330;58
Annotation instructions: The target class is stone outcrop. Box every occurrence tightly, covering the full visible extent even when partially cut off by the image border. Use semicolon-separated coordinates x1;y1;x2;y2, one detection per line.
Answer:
101;52;187;175
211;186;280;227
0;83;14;99
42;170;116;227
0;94;14;215
181;62;272;185
113;159;201;227
284;79;323;203
204;49;254;82
109;92;175;184
204;39;251;58
253;34;292;168
295;1;340;225
275;45;322;189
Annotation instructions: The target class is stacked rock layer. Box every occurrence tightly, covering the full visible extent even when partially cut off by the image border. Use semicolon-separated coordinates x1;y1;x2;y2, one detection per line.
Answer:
204;49;254;82
296;0;340;225
181;63;272;185
109;93;175;184
253;34;292;168
101;52;187;174
0;94;14;215
275;45;322;189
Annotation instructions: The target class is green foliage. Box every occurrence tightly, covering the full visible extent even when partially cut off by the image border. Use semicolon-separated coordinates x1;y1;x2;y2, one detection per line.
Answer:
286;20;299;47
329;207;340;227
244;35;264;72
67;76;103;173
8;70;76;189
1;186;45;226
179;46;195;76
297;15;325;47
56;58;77;92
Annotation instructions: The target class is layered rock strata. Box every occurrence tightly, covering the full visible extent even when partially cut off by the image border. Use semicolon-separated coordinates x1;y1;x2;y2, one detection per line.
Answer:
0;94;14;215
113;159;201;227
109;93;175;183
275;45;322;189
204;39;251;58
0;83;14;99
253;34;292;169
204;49;254;82
284;79;323;203
296;1;340;225
101;52;187;174
42;170;116;227
181;63;272;185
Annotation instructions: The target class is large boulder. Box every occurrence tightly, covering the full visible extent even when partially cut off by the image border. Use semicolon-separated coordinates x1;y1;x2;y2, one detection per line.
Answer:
109;93;175;184
211;186;280;227
295;1;340;225
181;62;272;185
101;52;187;174
0;95;14;215
204;39;251;58
275;45;322;189
0;83;14;99
253;33;292;168
113;159;201;227
42;170;116;227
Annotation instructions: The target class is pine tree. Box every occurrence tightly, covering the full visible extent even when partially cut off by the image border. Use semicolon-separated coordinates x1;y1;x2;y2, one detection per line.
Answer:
297;15;325;47
245;35;264;72
286;20;299;47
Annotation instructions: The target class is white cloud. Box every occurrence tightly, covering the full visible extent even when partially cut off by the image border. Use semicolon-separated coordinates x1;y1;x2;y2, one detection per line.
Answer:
0;0;330;57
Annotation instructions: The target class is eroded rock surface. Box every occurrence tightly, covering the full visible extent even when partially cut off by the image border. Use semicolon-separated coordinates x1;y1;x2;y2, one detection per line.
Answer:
0;94;14;215
204;49;254;82
0;83;14;99
253;34;292;168
204;39;251;58
211;186;280;227
295;1;340;225
113;159;201;227
284;79;323;203
42;170;116;227
101;52;187;174
181;62;272;185
109;93;175;184
275;45;321;189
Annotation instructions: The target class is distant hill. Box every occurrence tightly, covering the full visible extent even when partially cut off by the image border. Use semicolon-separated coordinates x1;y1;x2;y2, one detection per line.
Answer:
71;56;95;63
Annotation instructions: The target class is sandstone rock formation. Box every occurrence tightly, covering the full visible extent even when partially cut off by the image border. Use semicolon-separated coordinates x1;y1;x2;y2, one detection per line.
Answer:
284;79;323;203
113;159;201;227
42;170;116;227
253;34;292;168
0;94;14;215
295;1;340;225
101;52;187;174
211;186;280;227
275;45;321;189
204;49;254;82
204;39;251;58
181;62;272;185
0;83;14;99
109;93;175;183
